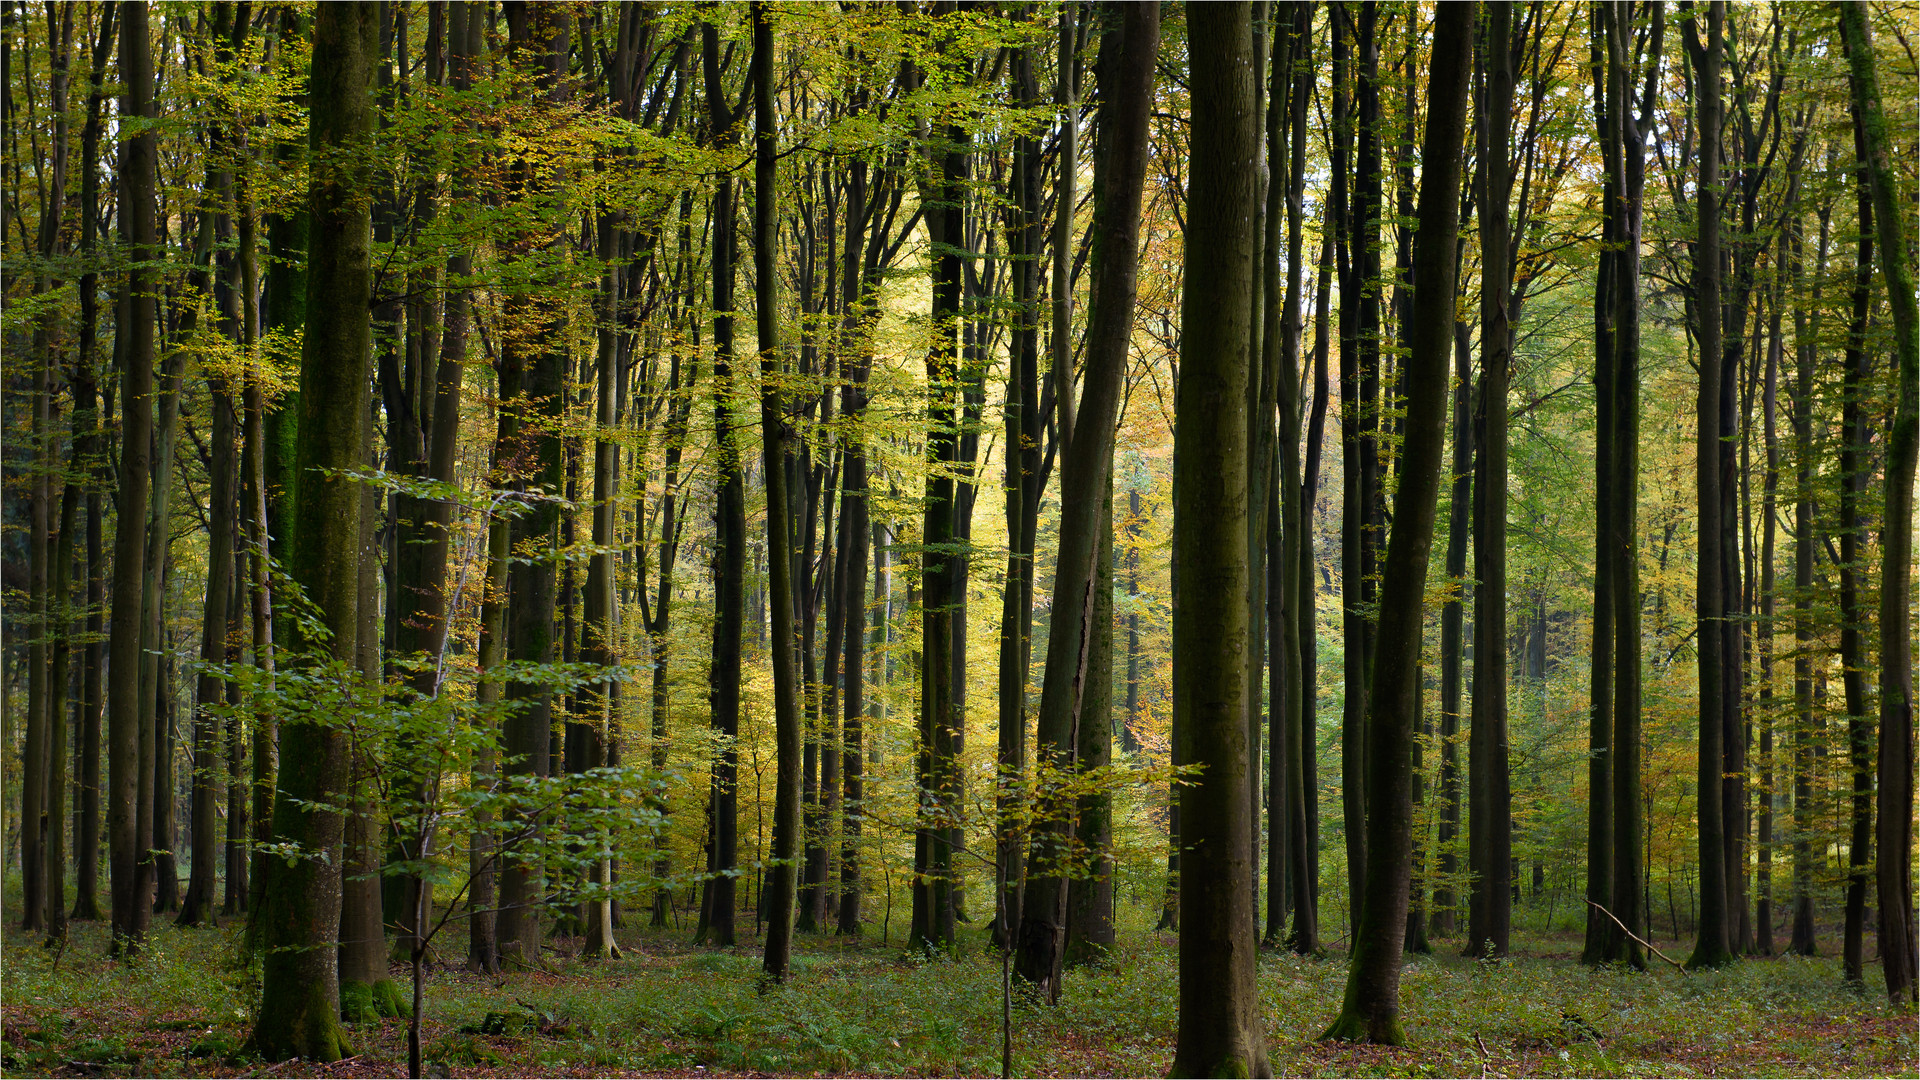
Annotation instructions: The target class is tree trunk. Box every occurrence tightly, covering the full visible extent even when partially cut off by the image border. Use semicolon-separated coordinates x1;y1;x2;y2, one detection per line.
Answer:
1170;7;1269;1074
1016;0;1156;993
250;3;375;1060
108;0;157;952
1755;275;1781;959
1604;1;1658;969
1333;2;1372;935
494;1;569;971
1321;1;1471;1043
753;1;804;982
1787;204;1826;958
180;367;236;928
1467;0;1513;961
1838;166;1873;985
1581;8;1618;966
70;0;113;929
1684;0;1735;972
1839;0;1919;1002
695;13;745;950
994;40;1044;949
1266;1;1308;949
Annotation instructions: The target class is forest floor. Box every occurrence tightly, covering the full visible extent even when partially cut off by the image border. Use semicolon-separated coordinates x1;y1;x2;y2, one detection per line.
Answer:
2;907;1914;1078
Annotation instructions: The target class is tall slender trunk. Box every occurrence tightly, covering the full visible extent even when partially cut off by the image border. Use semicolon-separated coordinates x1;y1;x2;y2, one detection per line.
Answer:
753;1;803;982
1581;7;1618;965
1605;0;1659;968
1787;204;1826;958
912;3;966;955
1836;104;1875;990
70;0;114;928
695;14;745;949
1170;7;1268;1073
994;43;1044;949
1292;226;1332;954
494;1;569;970
108;0;157;952
1839;0;1920;1002
1266;0;1308;949
1016;0;1158;994
1684;0;1734;972
1468;0;1514;960
1321;2;1472;1043
1333;2;1371;933
1755;273;1782;958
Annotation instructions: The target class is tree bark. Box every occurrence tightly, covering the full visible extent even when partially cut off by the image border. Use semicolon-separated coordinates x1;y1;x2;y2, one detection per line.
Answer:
752;0;804;982
1838;0;1919;1003
1321;0;1472;1044
1604;0;1659;968
250;2;375;1060
1016;0;1157;994
1467;0;1513;961
1683;0;1735;972
1170;6;1269;1074
695;13;745;950
108;0;157;953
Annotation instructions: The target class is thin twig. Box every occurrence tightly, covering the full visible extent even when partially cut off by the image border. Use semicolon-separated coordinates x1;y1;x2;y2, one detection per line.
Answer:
1586;900;1687;972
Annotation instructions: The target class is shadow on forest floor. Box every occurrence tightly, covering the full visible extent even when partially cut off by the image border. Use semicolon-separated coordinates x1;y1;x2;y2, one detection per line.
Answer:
1;910;1912;1078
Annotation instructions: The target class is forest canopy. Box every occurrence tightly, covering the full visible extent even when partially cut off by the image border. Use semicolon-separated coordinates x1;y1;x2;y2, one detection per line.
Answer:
1;1;1916;1076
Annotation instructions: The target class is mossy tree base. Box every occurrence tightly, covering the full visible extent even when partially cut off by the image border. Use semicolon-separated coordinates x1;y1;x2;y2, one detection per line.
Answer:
340;979;410;1023
1320;1009;1406;1047
1686;943;1737;971
254;978;353;1063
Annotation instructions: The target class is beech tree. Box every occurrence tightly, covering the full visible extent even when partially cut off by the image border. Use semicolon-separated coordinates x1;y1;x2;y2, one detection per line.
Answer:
249;1;375;1061
1322;0;1474;1045
1169;4;1267;1074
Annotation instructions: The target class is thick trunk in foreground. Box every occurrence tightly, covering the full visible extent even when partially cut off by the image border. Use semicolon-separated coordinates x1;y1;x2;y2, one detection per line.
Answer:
251;3;376;1061
1169;7;1268;1075
1839;0;1919;1003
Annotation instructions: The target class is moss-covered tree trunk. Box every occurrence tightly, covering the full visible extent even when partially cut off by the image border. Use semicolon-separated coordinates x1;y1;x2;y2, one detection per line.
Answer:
1169;6;1269;1075
250;2;375;1062
1838;0;1919;1003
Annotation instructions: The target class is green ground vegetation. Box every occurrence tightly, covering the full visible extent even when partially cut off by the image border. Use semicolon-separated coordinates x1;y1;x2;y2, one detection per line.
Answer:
3;902;1909;1078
